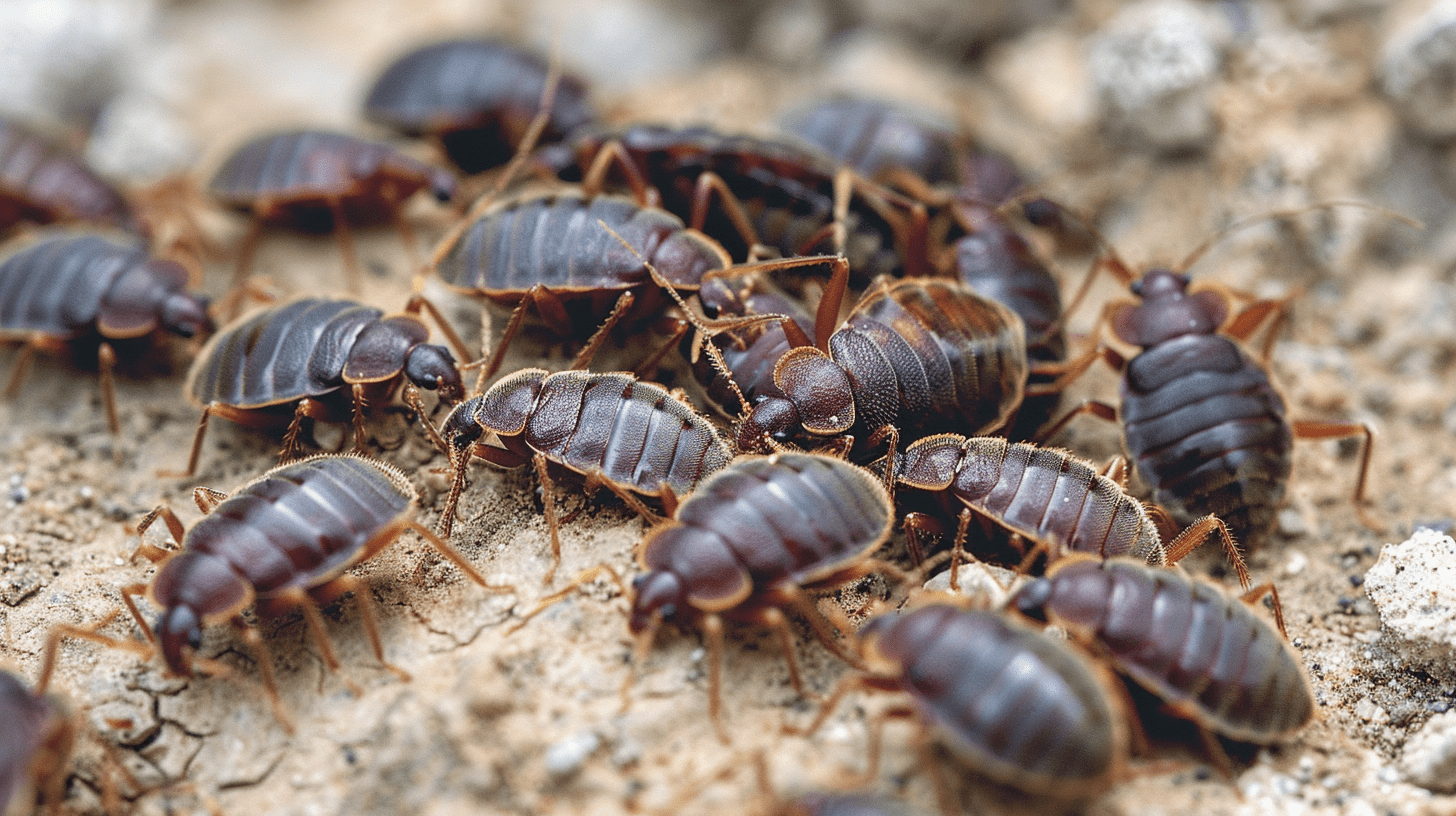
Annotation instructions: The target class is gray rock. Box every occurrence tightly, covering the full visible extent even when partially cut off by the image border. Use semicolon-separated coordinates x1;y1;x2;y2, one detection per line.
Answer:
1400;710;1456;793
1382;0;1456;141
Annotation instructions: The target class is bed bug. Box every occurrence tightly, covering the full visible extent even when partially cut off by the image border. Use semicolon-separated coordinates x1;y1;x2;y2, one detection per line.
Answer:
778;95;961;188
173;296;469;478
436;367;734;582
209;129;457;290
364;37;595;174
0;115;134;233
888;433;1247;584
73;454;505;731
533;123;931;280
733;270;1028;462
795;601;1128;801
1011;556;1312;768
617;452;899;738
0;667;76;814
0;230;213;436
1041;260;1375;546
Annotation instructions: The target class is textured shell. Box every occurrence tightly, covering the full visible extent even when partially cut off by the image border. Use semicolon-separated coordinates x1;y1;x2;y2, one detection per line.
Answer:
638;453;892;609
154;454;415;605
186;298;387;408
1019;558;1314;742
895;435;1164;564
832;279;1027;439
516;371;732;498
434;192;724;300
0;116;133;230
863;604;1121;797
364;38;593;138
0;232;177;340
1120;333;1292;542
208;130;448;215
779;95;959;185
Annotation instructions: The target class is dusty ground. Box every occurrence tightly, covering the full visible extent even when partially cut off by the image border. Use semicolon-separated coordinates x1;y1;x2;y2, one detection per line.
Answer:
4;0;1456;814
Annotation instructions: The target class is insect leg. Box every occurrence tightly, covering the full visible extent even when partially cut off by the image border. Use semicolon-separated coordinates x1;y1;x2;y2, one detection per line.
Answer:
2;337;38;399
326;197;362;293
1239;581;1288;640
703;612;730;744
757;605;813;701
1164;514;1249;589
232;619;295;734
311;575;410;682
96;341;119;437
1291;419;1380;531
534;452;565;586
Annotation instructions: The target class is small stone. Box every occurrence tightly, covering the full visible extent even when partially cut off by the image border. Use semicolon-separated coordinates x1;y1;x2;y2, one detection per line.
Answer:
1401;711;1456;793
544;730;600;779
1354;697;1389;723
1365;528;1456;678
1284;550;1309;576
1277;508;1310;538
921;561;1021;607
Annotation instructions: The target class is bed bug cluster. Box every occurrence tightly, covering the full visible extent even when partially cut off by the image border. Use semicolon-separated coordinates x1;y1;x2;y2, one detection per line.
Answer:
0;32;1374;816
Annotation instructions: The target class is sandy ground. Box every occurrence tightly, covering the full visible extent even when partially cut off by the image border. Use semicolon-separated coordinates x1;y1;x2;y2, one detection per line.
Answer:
4;0;1456;814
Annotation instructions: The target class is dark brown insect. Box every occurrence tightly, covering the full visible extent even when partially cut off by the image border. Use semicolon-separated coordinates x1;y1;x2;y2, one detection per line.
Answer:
0;666;75;814
364;38;595;174
1044;263;1374;546
0;115;134;233
889;433;1247;583
174;296;468;477
797;601;1127;800
734;273;1028;460
623;452;897;737
778;95;961;188
77;454;504;731
437;367;734;582
1012;556;1312;763
209;129;457;289
0;230;213;435
533;123;930;280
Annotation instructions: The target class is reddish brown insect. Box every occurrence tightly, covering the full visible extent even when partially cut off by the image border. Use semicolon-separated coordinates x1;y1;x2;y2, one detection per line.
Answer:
0;666;75;814
0;115;134;233
0;230;212;436
796;600;1128;800
364;38;595;174
174;296;468;477
734;271;1027;461
1011;556;1312;765
209;129;457;289
778;95;961;187
889;434;1248;585
64;454;505;732
437;368;733;582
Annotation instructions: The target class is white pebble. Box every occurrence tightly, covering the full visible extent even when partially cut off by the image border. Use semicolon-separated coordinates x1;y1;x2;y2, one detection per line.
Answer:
1364;528;1456;678
544;731;600;779
1402;711;1456;793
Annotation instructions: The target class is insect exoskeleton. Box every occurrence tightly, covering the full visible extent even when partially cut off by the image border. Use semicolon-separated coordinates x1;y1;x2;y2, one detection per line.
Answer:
174;296;468;477
437;367;733;583
0;668;76;814
0;115;134;233
1011;556;1313;751
68;453;506;731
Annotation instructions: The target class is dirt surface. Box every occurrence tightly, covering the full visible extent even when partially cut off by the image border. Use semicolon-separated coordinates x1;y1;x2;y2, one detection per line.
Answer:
4;1;1456;814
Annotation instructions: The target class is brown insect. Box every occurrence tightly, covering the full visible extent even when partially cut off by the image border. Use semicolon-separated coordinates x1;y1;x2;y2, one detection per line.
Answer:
60;454;507;732
209;129;457;290
778;94;961;188
0;115;134;233
889;433;1248;585
0;230;212;437
173;296;469;477
794;600;1128;801
364;37;595;174
1011;556;1312;770
436;367;733;583
0;664;75;814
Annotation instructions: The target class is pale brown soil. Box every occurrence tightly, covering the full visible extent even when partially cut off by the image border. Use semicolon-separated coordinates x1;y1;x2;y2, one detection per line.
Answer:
3;1;1456;815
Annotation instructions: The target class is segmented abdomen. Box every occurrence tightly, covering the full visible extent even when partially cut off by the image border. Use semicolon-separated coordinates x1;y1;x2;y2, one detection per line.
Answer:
0;234;139;337
834;280;1026;439
0;117;132;228
185;455;414;596
524;372;731;498
639;454;891;606
1120;334;1292;543
895;435;1163;563
187;298;380;407
865;604;1120;795
1028;559;1313;741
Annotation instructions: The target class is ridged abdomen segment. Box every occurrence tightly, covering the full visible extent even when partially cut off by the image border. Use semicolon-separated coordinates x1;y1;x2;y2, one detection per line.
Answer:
868;605;1118;793
436;194;699;296
187;298;380;407
1039;559;1313;741
1121;334;1292;541
184;455;414;596
209;131;432;208
0;234;138;337
639;454;891;607
0;117;131;227
832;280;1026;437
524;372;731;497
